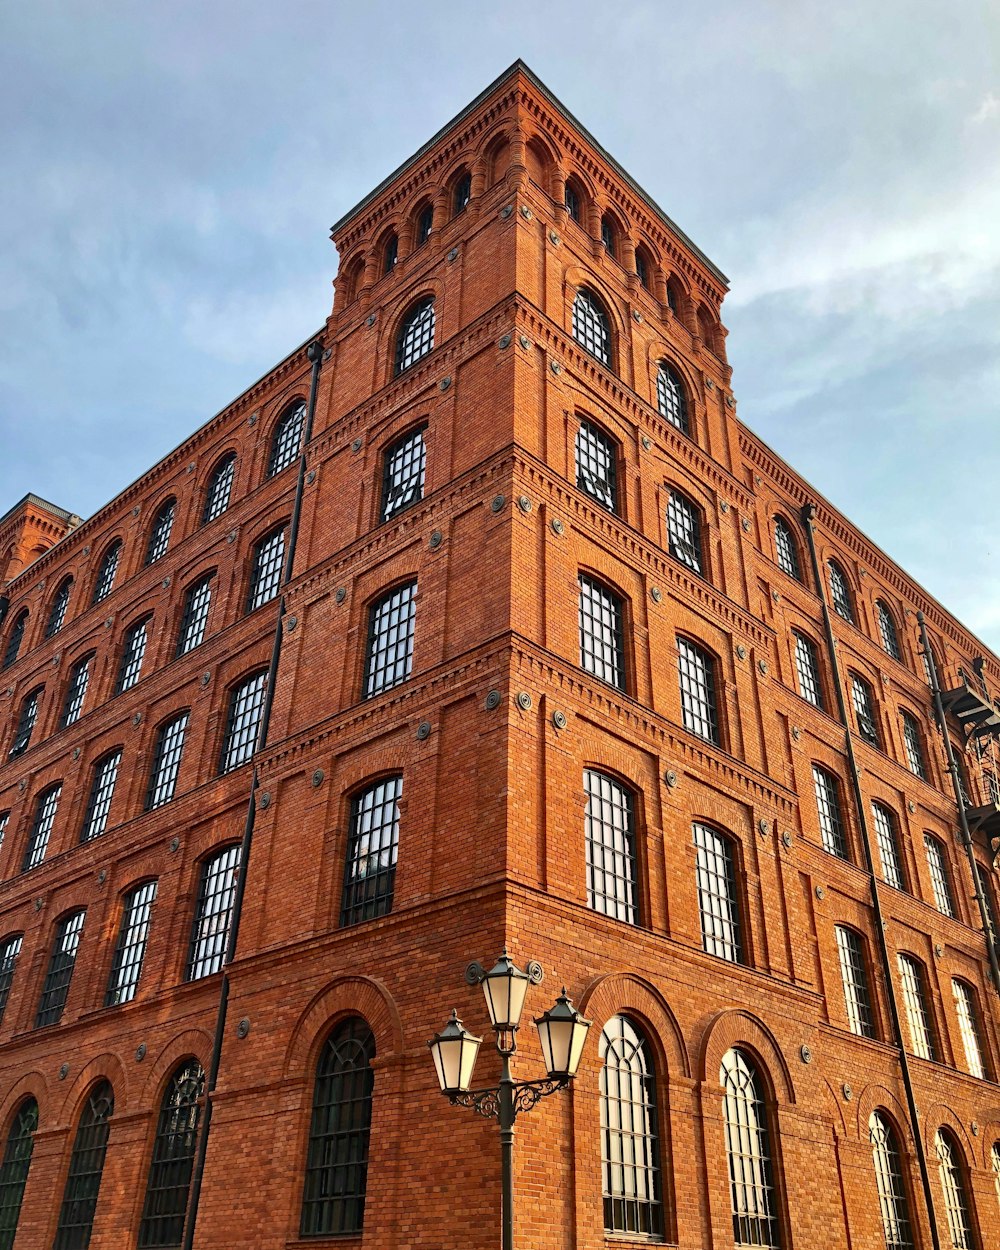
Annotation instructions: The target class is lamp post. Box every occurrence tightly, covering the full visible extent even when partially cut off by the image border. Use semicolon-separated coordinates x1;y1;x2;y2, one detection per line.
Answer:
428;950;591;1250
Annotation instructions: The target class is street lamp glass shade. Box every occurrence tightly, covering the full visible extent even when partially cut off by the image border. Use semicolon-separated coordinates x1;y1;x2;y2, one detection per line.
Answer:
534;988;592;1080
480;949;531;1032
428;1010;482;1094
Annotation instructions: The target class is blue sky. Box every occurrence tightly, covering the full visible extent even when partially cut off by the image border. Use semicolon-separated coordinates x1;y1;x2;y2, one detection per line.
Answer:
2;2;998;646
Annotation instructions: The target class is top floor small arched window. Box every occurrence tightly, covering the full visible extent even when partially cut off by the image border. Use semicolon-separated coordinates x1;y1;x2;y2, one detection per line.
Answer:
46;577;73;638
452;172;471;216
91;540;122;605
600;215;616;258
395;298;435;375
415;202;434;247
267;400;306;477
656;363;689;435
827;559;854;623
1;610;27;670
572;289;612;368
202;453;236;524
773;516;801;581
876;600;902;661
635;246;651;291
145;498;176;566
564;179;582;223
382;232;398;275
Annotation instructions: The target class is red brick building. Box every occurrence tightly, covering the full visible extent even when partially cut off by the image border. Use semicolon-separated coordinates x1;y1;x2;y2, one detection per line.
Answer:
1;61;999;1250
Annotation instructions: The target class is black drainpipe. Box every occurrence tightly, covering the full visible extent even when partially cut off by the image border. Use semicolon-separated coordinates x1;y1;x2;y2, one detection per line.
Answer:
182;337;325;1250
917;612;1000;992
800;504;941;1250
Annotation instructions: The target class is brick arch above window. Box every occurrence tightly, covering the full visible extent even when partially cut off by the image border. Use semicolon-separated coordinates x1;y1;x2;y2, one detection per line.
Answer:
698;1008;797;1105
282;975;404;1081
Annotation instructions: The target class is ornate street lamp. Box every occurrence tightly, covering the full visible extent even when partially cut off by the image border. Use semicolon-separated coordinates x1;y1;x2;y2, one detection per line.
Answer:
428;950;592;1250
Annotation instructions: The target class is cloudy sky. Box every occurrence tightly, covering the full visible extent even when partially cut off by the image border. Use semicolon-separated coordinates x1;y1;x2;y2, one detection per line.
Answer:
2;2;998;645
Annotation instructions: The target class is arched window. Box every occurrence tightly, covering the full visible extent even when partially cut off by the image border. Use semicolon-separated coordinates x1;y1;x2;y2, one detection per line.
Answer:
268;400;305;477
176;572;214;656
145;498;176;565
8;686;42;759
146;712;189;809
46;577;73;638
573;289;612;367
575;419;618;513
382;232;398;275
23;783;61;872
666;279;683;318
600;1015;663;1237
219;670;268;774
53;1081;114;1250
452;172;471;215
202;453;236;524
635;246;651;290
773;517;801;581
81;749;123;842
600;214;616;257
578;575;626;692
935;1130;974;1250
793;632;824;709
1;611;27;670
877;601;902;661
137;1060;205;1249
106;880;157;1006
828;559;853;622
116;616;149;694
720;1049;781;1249
872;802;904;890
364;582;417;698
60;653;92;728
952;979;987;1078
869;1111;914;1250
415;202;434;247
91;540;122;605
665;488;702;574
992;1140;1000;1212
900;712;925;779
0;1099;38;1247
584;770;637;924
246;526;286;612
693;823;743;963
301;1018;375;1237
850;673;880;746
36;909;85;1027
395;298;435;375
187;846;240;981
0;935;22;1027
898;954;936;1059
923;835;955;917
835;926;876;1038
812;765;848;859
381;426;427;521
656;363;689;434
340;776;402;927
564;180;582;223
677;638;719;744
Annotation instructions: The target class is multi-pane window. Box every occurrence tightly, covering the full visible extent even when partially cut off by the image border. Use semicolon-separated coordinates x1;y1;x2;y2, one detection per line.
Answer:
773;516;801;580
677;637;719;744
924;835;956;917
0;812;6;854
146;713;189;809
828;560;853;622
564;183;581;222
935;1131;974;1250
900;712;925;779
898;954;936;1060
635;249;649;289
341;776;402;927
415;203;433;246
573;289;611;366
80;750;122;842
145;499;175;565
600;1015;663;1237
267;400;305;476
382;233;398;274
694;823;743;963
202;453;236;523
721;1049;781;1250
0;1099;38;1249
9;687;41;759
23;784;61;872
106;881;157;1006
187;846;241;980
36;910;85;1027
46;577;73;637
0;936;22;1026
851;674;880;746
578;575;625;691
575;419;618;513
872;802;905;890
116;617;149;693
813;765;848;859
666;489;702;574
60;655;92;728
247;527;286;612
364;582;417;698
453;172;471;214
601;215;615;255
1;612;26;670
137;1060;204;1249
53;1081;114;1250
656;363;689;434
220;671;268;774
869;1111;914;1250
395;298;435;374
793;632;824;709
877;601;902;661
301;1019;375;1238
381;426;427;521
91;541;121;604
952;980;987;1079
176;574;213;655
584;770;637;925
836;926;876;1039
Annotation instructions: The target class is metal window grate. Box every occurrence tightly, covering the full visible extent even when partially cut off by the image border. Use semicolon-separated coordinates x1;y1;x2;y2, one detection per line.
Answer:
869;1111;914;1250
572;289;611;366
0;936;22;1026
364;582;416;698
145;500;175;565
656;363;689;434
0;1098;37;1248
877;601;902;661
694;823;743;963
60;656;91;728
952;980;986;1079
91;541;121;605
9;688;41;759
116;618;149;693
47;578;73;637
585;770;637;924
794;632;824;709
416;204;433;246
267;401;305;476
578;575;625;691
812;765;848;859
137;1060;204;1249
935;1132;974;1250
106;881;157;1006
851;674;880;746
176;575;213;656
898;954;936;1060
381;427;426;521
666;489;702;574
394;299;435;374
202;453;236;524
678;637;718;743
341;777;401;927
23;785;61;872
36;910;85;1027
923;835;955;917
220;671;267;774
1;612;26;670
53;1080;114;1250
575;419;617;513
81;751;121;842
187;847;241;980
246;528;285;612
721;1049;781;1250
828;560;854;622
836;926;876;1038
600;1015;663;1237
773;516;801;580
872;803;904;890
146;713;189;810
300;1019;375;1237
900;712;925;779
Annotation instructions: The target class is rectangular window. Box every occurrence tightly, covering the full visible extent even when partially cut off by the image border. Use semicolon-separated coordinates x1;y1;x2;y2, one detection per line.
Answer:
952;980;987;1079
341;777;402;927
578;575;625;691
835;926;876;1039
116;619;148;694
694;823;743;963
677;638;719;744
901;713;926;779
106;881;157;1006
381;427;426;521
0;935;23;1025
176;575;213;656
812;765;848;859
364;582;417;698
575;420;617;513
247;529;285;613
220;672;267;774
187;847;241;980
36;911;85;1027
872;803;905;890
898;954;936;1060
584;770;637;924
146;714;189;810
23;785;61;872
60;656;91;728
794;633;824;709
81;751;122;842
850;675;880;746
924;835;955;917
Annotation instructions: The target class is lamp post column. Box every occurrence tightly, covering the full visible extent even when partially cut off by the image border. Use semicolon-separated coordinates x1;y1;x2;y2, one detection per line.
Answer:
499;1048;514;1250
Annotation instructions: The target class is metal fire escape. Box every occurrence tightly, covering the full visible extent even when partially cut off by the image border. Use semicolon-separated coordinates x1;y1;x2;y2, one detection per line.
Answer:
939;670;1000;865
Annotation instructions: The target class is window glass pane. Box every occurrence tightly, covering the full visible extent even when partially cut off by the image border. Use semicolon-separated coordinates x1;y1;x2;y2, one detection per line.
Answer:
247;529;285;612
694;823;743;963
584;771;637;924
81;751;122;842
898;955;936;1060
578;576;625;691
812;765;848;859
220;672;267;773
116;619;148;693
146;713;189;809
341;777;401;927
600;1016;663;1237
952;980;986;1078
53;1081;114;1250
901;713;925;779
381;428;426;521
382;233;398;273
23;785;61;872
573;290;611;366
601;216;615;255
575;420;617;513
92;542;121;605
935;1132;974;1250
453;174;471;214
364;583;417;697
869;1111;915;1250
564;184;580;221
36;911;85;1027
794;633;824;709
138;1061;204;1249
0;936;23;1026
187;847;241;980
836;926;876;1038
106;881;157;1006
1;613;27;670
395;299;435;374
203;454;236;523
0;1099;38;1247
877;602;902;660
177;575;213;655
924;836;955;917
872;804;904;890
145;500;175;565
416;205;433;246
666;490;702;573
47;579;73;637
774;518;800;580
268;401;305;476
60;656;92;728
678;638;718;743
721;1049;781;1250
8;688;41;760
656;364;689;433
851;675;880;746
828;561;853;622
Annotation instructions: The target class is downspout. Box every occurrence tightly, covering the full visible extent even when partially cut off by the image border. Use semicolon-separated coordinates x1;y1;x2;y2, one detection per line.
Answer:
917;612;1000;992
182;337;325;1250
800;504;941;1250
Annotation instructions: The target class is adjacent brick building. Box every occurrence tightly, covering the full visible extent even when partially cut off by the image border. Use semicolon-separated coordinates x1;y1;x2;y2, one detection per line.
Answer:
0;60;998;1250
